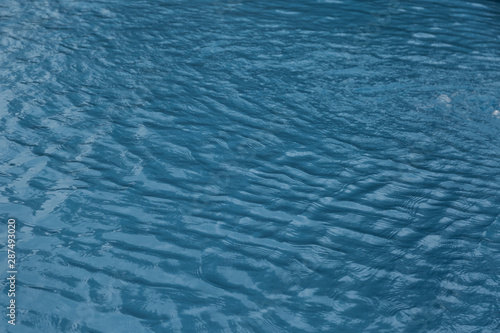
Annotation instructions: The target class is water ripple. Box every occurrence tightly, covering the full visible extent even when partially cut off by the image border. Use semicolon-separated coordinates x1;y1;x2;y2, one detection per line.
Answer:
0;0;499;332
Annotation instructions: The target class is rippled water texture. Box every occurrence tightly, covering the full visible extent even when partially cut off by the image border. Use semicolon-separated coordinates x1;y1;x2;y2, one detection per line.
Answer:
1;0;500;332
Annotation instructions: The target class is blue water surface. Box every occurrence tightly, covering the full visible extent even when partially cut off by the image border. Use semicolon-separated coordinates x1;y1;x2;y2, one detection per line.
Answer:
1;0;500;332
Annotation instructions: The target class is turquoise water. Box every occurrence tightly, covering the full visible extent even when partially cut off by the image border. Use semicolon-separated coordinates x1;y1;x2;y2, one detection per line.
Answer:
1;0;500;332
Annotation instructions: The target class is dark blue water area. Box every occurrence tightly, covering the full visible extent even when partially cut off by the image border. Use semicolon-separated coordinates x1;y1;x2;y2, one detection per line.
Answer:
0;0;499;332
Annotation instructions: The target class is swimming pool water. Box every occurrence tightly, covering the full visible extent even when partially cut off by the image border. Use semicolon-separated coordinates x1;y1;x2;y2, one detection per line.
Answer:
0;0;499;332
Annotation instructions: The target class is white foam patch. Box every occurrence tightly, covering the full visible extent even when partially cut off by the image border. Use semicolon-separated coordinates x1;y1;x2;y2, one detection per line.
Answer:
468;2;488;9
413;32;436;39
437;94;452;104
431;43;452;48
275;10;299;15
